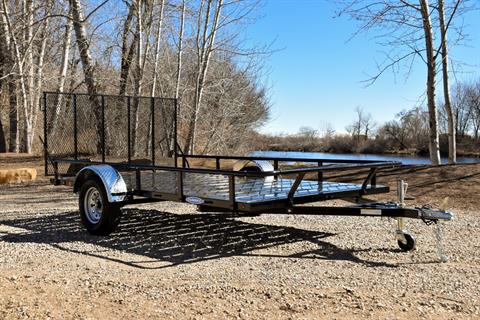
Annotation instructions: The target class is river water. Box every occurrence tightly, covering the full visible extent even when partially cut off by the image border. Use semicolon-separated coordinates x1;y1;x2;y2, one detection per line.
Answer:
250;150;480;165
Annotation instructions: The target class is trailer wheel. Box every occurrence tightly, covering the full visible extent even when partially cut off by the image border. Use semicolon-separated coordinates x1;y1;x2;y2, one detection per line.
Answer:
79;177;121;235
397;232;416;252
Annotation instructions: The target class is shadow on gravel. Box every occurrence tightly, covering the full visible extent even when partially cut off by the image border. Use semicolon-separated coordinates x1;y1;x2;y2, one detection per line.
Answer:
0;209;396;269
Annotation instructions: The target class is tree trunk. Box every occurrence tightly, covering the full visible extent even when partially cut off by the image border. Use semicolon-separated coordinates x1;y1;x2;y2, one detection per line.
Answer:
69;0;102;153
0;1;18;152
146;0;165;155
0;114;6;152
0;33;5;152
119;3;136;96
2;0;28;153
131;0;155;157
174;0;185;100
70;0;98;98
438;0;456;164
131;0;144;157
21;0;34;153
150;0;165;98
8;81;18;152
420;0;441;165
28;7;50;153
50;13;73;134
185;0;223;154
173;0;185;154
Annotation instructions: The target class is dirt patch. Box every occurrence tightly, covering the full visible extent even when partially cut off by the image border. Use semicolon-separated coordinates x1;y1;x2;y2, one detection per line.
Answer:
0;154;479;319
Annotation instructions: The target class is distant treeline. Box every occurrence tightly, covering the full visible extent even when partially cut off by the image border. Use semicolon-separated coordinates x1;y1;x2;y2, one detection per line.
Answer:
250;79;480;158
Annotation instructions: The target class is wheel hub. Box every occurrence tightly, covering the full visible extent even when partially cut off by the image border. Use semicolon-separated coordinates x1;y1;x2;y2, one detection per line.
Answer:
84;187;103;224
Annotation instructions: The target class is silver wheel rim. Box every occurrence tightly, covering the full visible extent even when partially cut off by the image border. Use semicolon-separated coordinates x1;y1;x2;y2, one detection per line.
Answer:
84;186;103;224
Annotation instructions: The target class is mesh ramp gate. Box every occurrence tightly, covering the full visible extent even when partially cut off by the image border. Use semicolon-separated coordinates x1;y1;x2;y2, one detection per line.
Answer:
43;92;176;176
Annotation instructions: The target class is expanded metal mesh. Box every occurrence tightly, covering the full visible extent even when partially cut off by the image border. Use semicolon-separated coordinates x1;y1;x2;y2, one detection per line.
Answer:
44;92;176;176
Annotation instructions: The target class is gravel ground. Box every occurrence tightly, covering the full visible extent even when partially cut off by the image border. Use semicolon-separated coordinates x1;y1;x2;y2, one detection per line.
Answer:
0;159;480;319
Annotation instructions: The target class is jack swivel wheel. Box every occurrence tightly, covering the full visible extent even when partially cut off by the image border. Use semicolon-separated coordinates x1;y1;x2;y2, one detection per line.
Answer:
397;232;416;252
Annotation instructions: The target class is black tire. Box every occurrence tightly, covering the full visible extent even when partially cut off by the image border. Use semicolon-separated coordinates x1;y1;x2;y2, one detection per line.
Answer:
397;232;416;252
78;177;121;235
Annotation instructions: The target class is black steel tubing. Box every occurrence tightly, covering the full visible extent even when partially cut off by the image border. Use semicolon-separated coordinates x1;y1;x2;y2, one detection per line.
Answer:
181;154;400;165
101;95;105;162
48;158;398;178
229;175;236;210
43;92;48;176
127;96;131;164
174;99;178;168
73;94;78;160
151;97;155;165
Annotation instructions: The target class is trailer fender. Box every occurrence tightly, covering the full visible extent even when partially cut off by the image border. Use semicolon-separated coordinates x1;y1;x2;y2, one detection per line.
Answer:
73;165;127;203
233;160;274;181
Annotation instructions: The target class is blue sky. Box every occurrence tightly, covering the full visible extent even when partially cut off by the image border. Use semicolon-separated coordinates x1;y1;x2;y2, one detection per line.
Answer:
245;0;480;134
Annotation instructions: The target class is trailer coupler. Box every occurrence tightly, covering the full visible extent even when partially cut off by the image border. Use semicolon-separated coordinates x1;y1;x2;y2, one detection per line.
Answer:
418;206;454;223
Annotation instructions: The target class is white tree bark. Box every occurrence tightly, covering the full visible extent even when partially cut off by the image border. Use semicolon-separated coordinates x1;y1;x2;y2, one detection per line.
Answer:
2;0;29;152
174;0;185;100
69;0;103;153
28;5;50;153
131;0;156;156
0;2;18;152
185;0;223;154
438;0;457;164
150;0;165;97
146;0;165;155
420;0;441;165
51;12;73;133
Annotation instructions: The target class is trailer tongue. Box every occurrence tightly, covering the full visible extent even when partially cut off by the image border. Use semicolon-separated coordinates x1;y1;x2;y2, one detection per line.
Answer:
43;92;452;259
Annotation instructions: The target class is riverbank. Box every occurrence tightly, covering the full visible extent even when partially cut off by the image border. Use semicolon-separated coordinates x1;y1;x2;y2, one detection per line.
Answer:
251;150;480;165
251;131;480;161
257;147;480;159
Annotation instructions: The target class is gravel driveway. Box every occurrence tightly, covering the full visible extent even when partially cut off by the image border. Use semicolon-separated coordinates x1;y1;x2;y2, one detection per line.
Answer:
1;167;479;319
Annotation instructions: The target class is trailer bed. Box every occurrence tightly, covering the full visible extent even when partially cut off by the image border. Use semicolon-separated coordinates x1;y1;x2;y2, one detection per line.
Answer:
141;172;389;204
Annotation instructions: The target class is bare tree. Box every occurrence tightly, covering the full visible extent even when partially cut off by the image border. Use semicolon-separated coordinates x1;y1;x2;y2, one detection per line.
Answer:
464;81;480;139
131;0;157;156
336;0;472;164
346;106;374;141
0;2;15;152
438;0;461;163
319;121;335;139
150;0;166;97
50;9;73;134
27;1;52;153
175;0;185;100
119;2;138;96
184;0;224;154
70;0;100;99
145;0;166;156
69;0;103;152
419;0;441;164
377;107;430;152
1;0;29;152
0;108;5;152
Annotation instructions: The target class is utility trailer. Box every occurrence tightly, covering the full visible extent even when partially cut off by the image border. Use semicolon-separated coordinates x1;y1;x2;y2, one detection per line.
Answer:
43;92;453;253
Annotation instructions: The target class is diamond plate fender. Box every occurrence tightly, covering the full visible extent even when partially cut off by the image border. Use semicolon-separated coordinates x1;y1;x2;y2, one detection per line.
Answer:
73;165;127;202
